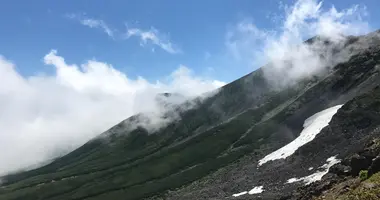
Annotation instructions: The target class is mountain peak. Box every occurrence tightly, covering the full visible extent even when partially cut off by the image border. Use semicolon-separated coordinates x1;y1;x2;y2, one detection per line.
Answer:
2;30;380;200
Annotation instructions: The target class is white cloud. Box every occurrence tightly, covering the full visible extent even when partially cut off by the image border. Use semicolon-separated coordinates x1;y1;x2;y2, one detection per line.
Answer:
80;19;114;37
0;50;225;176
125;27;181;54
167;65;225;92
226;0;371;87
67;14;114;38
66;14;181;54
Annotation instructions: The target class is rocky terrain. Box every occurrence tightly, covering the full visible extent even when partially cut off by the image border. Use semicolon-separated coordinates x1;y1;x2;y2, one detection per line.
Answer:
1;31;380;200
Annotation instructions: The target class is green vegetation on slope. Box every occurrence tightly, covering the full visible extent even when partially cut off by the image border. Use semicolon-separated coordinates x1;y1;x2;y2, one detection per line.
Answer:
314;172;380;200
0;69;310;200
3;33;380;200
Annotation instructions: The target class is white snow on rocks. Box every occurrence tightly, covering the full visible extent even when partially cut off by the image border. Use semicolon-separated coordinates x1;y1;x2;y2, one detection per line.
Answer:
286;156;341;185
248;186;264;194
258;105;343;166
232;186;264;197
232;191;248;197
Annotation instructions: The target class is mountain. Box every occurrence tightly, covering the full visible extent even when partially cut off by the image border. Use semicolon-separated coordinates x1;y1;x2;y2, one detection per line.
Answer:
2;31;380;200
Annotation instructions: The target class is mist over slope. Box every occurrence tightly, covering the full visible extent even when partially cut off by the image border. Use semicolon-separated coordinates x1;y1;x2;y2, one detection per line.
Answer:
0;0;372;177
0;54;225;176
2;0;380;200
2;26;380;200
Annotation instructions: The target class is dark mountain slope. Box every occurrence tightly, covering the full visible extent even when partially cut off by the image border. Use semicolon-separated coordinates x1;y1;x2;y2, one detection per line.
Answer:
145;34;380;200
1;31;380;200
286;86;380;200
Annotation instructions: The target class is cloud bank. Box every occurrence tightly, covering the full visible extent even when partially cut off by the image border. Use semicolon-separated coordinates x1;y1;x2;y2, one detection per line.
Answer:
226;0;371;87
0;51;224;176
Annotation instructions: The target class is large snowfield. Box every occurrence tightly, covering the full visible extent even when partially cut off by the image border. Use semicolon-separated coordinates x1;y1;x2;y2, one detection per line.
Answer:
258;105;343;166
232;105;344;198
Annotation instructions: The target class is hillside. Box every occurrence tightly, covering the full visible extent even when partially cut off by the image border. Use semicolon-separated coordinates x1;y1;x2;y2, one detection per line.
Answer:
1;31;380;200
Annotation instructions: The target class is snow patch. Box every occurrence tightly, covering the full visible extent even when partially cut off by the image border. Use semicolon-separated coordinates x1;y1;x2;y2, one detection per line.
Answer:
232;191;248;197
287;177;299;183
232;186;264;197
248;186;264;194
286;156;341;185
258;105;343;166
308;167;314;171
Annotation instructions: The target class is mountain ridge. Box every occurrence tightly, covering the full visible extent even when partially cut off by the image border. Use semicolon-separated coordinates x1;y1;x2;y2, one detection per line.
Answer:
2;30;380;200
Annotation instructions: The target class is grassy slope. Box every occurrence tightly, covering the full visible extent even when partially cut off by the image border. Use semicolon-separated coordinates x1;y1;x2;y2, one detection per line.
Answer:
312;172;380;200
2;33;380;200
0;66;311;200
342;172;380;200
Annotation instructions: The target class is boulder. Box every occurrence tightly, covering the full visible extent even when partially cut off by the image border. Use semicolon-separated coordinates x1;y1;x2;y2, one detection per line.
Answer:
368;156;380;176
329;164;352;177
349;154;372;176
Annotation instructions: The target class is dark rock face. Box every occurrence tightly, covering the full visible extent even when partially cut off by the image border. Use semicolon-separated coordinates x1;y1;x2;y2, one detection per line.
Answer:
369;156;380;176
155;64;380;200
349;154;372;176
2;32;380;200
329;164;352;177
290;173;341;200
288;134;380;200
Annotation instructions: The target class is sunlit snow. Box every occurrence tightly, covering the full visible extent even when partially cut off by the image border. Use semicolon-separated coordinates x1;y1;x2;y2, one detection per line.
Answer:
248;186;264;194
286;156;341;185
232;186;264;197
258;105;343;166
232;191;248;197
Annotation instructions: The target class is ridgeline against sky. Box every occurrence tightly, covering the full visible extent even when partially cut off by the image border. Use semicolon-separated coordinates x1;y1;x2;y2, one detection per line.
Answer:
0;0;377;176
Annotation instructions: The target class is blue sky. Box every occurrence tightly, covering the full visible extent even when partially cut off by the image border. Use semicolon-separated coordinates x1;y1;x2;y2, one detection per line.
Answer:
1;0;378;83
